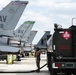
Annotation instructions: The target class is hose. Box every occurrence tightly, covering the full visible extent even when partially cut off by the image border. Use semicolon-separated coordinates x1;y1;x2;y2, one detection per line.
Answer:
0;63;47;73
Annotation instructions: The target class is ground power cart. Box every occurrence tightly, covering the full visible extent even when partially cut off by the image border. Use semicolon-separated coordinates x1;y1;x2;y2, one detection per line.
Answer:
47;24;76;75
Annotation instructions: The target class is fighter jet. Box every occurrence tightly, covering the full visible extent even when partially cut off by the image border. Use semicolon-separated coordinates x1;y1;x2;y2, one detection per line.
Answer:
0;1;28;46
0;1;28;56
0;1;28;37
0;21;35;54
9;21;35;47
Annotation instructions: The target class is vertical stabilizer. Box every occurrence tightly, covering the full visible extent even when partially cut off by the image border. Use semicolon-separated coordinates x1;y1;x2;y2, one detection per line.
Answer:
26;31;37;44
21;21;35;42
0;1;28;30
13;21;32;38
36;31;50;49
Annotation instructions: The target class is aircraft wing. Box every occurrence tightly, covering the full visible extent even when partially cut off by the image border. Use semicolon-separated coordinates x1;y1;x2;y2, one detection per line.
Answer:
0;45;20;52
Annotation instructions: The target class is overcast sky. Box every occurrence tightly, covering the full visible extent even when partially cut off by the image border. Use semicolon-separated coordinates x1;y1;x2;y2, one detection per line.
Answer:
0;0;76;44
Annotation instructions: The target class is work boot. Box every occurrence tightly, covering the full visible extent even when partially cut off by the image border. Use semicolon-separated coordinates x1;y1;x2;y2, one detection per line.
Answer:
36;69;40;73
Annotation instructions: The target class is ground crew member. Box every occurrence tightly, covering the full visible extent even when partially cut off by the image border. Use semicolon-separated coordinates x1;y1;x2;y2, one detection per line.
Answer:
35;47;41;72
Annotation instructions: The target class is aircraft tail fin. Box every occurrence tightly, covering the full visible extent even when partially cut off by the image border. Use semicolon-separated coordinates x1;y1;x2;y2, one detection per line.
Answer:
13;21;33;38
0;1;28;30
36;31;50;49
22;21;35;42
26;30;37;44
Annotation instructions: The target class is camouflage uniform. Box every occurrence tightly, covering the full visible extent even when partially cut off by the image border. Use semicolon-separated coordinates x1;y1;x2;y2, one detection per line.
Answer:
35;48;41;72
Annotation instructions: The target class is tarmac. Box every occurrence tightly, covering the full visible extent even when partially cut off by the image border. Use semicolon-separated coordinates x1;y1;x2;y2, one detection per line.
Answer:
0;54;48;72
